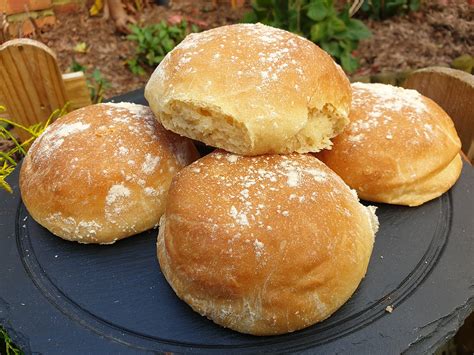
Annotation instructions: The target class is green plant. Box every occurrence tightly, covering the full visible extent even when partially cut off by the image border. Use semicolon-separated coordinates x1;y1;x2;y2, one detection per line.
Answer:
89;68;110;104
69;60;111;104
126;20;199;75
0;326;23;355
243;0;371;73
0;105;68;193
69;59;87;73
360;0;421;20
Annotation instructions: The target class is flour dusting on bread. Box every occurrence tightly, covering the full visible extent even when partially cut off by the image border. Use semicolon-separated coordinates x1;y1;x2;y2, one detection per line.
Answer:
20;103;199;244
157;150;378;335
145;23;351;155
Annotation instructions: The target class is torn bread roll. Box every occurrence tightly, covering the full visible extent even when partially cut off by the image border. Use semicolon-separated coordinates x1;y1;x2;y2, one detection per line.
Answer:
157;151;378;335
20;103;199;244
145;23;351;156
318;83;462;207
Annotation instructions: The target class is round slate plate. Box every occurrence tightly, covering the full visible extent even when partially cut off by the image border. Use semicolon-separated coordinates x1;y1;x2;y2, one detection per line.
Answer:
1;89;473;354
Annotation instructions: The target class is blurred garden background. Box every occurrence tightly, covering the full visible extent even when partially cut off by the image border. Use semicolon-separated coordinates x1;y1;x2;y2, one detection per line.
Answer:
1;0;472;101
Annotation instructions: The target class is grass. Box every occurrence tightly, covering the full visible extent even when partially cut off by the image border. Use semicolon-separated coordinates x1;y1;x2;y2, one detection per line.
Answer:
0;105;69;193
0;326;23;355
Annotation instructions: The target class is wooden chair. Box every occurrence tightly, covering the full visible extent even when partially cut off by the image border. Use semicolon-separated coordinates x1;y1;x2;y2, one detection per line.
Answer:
404;67;474;164
0;38;91;142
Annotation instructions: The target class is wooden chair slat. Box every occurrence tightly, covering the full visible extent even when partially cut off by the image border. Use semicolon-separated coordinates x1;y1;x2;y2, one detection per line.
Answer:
0;38;90;142
404;67;474;164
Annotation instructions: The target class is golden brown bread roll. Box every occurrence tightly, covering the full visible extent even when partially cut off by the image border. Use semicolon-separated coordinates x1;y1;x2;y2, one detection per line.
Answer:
145;23;351;156
20;103;199;244
157;151;378;335
318;83;462;207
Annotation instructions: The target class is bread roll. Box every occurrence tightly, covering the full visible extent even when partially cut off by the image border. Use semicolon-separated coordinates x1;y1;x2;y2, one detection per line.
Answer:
157;151;378;335
145;23;351;156
20;103;199;244
318;83;462;207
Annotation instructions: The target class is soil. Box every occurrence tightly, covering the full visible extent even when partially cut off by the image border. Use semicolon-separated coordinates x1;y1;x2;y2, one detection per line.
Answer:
35;0;473;98
40;1;251;98
356;0;474;76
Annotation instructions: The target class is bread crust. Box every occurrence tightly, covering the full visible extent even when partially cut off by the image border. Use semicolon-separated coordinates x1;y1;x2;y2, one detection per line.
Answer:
20;103;199;244
157;151;378;335
318;83;462;206
145;23;351;155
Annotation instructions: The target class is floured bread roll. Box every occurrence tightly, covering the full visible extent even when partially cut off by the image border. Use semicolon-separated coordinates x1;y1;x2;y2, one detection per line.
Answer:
20;103;199;244
158;151;378;335
145;23;351;156
318;83;462;207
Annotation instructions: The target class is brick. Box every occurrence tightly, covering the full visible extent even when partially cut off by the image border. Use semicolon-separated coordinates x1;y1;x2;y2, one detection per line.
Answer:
51;0;77;3
1;0;52;16
29;0;52;11
7;19;33;36
51;0;85;4
53;2;83;13
52;0;86;14
7;14;55;36
35;14;55;28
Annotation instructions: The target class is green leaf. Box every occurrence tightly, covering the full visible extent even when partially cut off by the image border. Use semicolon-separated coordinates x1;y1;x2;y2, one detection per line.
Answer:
385;0;406;17
130;24;141;35
254;0;274;8
321;40;342;57
328;16;346;34
409;0;420;11
162;38;175;53
69;59;86;73
274;1;289;25
362;0;382;19
91;68;101;81
340;51;359;73
127;59;145;75
151;37;160;46
339;39;357;52
310;22;326;42
287;8;299;33
242;11;258;23
169;26;182;35
361;0;370;12
145;52;155;66
307;1;328;22
127;33;138;41
158;30;167;40
346;19;371;40
338;5;351;23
